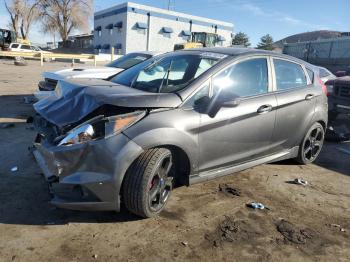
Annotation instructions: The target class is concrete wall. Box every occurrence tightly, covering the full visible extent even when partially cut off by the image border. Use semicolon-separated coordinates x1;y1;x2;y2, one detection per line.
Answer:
94;2;234;55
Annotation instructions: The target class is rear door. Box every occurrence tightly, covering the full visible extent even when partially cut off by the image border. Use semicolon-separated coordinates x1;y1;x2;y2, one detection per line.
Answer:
271;58;317;151
197;56;277;173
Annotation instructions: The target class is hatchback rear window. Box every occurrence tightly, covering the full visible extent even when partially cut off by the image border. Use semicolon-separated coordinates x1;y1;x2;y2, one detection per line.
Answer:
274;59;307;90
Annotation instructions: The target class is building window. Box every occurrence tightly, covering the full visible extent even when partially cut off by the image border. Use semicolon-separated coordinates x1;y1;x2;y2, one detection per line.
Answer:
181;30;191;41
161;27;173;38
135;22;148;35
105;24;113;36
114;21;123;33
95;26;102;37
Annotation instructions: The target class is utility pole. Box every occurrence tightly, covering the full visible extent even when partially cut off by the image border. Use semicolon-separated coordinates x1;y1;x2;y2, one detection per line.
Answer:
167;0;175;10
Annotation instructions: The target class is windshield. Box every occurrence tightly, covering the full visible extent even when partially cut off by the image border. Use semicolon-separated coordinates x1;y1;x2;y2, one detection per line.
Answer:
110;53;223;93
192;33;217;47
106;52;152;69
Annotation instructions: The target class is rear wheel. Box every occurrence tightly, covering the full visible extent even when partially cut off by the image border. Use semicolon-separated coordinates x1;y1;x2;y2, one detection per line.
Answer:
122;148;174;218
296;122;325;164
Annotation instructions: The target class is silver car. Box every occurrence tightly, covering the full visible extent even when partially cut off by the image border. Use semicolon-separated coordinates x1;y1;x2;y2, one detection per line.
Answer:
33;48;328;218
35;51;160;100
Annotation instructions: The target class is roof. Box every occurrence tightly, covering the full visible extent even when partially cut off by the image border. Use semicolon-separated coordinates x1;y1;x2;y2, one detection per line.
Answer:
184;47;278;56
95;2;233;28
180;47;314;67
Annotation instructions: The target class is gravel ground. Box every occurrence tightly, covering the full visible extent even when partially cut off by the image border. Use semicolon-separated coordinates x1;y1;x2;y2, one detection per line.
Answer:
0;59;349;262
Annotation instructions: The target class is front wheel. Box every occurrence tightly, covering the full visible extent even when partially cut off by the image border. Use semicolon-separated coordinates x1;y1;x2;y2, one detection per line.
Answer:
296;122;325;164
122;148;174;218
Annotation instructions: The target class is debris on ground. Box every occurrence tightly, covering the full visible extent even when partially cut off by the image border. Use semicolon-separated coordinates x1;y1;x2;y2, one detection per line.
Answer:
10;166;18;172
246;202;269;210
276;219;315;244
181;241;188;246
92;254;98;259
14;57;28;66
293;178;308;186
336;147;350;155
327;223;346;232
0;123;15;129
325;125;350;142
205;216;260;247
219;183;241;197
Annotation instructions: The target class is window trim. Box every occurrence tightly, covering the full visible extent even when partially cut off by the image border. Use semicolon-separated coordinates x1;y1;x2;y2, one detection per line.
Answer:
271;57;311;93
180;55;273;107
210;55;273;100
182;78;212;109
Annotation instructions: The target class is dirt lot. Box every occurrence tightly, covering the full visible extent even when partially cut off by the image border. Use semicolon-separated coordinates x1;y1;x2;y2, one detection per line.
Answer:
0;59;349;262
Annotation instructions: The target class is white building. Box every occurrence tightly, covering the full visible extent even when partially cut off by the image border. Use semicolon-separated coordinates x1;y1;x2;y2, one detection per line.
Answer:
94;2;234;54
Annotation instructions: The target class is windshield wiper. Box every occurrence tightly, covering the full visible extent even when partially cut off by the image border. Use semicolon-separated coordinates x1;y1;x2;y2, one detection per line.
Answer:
158;60;173;93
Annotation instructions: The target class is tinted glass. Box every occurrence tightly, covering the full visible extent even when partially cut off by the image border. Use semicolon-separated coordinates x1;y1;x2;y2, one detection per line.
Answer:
274;59;307;90
213;58;268;97
106;53;152;69
21;45;31;50
11;44;19;48
319;68;330;78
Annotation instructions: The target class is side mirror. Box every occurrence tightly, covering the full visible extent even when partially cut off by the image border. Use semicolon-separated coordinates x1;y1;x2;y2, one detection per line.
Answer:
196;89;240;118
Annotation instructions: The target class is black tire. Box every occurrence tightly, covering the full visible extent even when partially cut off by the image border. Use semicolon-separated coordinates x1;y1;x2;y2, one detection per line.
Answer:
122;148;174;218
296;122;325;165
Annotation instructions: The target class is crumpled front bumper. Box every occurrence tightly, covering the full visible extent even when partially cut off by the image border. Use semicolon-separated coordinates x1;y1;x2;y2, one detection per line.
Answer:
33;133;144;211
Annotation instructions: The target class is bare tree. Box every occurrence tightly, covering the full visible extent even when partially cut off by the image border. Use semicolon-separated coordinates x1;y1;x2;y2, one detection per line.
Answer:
4;0;21;36
4;0;40;39
39;0;92;47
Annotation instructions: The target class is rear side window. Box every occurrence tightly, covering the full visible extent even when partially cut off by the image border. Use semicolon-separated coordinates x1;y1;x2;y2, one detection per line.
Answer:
213;58;268;97
21;45;31;50
306;68;314;83
319;68;330;78
274;59;307;90
11;44;19;48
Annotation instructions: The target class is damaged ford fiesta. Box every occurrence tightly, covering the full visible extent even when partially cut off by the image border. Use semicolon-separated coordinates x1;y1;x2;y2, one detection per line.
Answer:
32;48;328;218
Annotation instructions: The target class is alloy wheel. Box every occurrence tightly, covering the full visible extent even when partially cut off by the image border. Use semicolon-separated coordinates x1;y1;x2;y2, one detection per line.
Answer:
303;125;324;162
148;154;173;212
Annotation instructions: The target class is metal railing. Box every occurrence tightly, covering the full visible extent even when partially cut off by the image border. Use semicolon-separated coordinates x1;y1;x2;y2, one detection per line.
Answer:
0;47;117;66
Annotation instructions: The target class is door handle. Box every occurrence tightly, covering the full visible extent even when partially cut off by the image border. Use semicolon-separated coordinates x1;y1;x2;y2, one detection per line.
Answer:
257;104;272;114
305;94;315;100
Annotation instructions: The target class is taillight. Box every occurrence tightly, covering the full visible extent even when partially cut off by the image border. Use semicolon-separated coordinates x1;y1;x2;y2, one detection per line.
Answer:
317;76;329;96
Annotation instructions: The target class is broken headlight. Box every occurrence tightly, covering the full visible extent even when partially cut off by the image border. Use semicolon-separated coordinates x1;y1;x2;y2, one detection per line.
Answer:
58;111;145;146
105;111;145;137
58;124;94;146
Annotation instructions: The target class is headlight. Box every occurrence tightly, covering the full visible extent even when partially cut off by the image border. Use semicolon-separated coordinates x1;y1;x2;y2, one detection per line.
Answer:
58;124;94;146
326;85;333;94
58;111;145;146
105;111;145;137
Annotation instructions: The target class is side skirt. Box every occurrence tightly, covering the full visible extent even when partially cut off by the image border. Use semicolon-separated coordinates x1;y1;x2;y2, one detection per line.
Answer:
189;146;299;185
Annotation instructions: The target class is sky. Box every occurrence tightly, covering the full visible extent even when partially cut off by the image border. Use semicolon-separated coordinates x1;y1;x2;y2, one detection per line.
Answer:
0;0;349;46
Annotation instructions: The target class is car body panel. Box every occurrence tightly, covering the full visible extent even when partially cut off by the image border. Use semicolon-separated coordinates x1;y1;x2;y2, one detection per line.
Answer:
198;93;277;172
42;67;124;82
34;78;182;127
32;47;328;212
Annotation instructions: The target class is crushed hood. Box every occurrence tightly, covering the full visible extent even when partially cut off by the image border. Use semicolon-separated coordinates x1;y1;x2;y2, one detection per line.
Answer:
43;66;123;81
34;79;182;127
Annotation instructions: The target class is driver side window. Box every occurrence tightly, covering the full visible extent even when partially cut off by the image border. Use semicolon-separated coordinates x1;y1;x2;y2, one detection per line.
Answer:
212;58;268;98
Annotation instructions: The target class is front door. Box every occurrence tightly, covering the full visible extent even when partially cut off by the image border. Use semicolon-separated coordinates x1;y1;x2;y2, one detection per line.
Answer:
198;57;277;173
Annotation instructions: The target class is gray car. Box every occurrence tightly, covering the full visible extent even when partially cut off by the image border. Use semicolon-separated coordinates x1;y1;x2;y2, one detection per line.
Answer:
33;48;328;218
